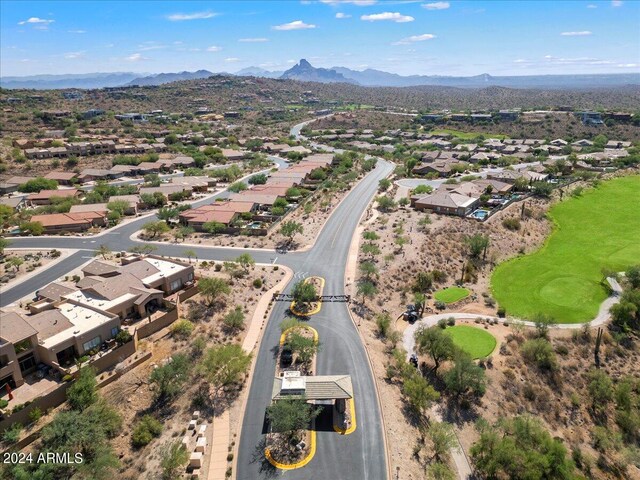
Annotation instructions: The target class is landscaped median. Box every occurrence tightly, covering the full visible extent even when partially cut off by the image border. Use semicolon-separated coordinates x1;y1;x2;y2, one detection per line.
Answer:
266;322;321;470
290;276;325;316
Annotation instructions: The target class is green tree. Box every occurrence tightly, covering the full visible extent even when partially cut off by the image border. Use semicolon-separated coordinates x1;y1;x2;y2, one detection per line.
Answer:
183;249;196;263
376;195;396;212
235;253;255;273
359;261;378;280
375;312;392;338
292;280;318;304
587;369;613;413
427;422;458;462
413;271;433;292
443;351;487;399
414;326;455;374
18;177;58;193
203;220;225;234
402;372;440;416
464;233;490;258
378;178;391;191
157;206;179;222
67;367;97;411
95;244;111;260
0;237;10;256
149;354;191;402
279;220;304;243
106;199;130;216
8;256;23;272
357;280;377;306
248;173;267;185
626;264;640;289
198;277;231;307
160;441;189;480
227;181;247;193
142;220;170;238
266;397;320;439
199;344;251;399
471;416;576;480
286;331;319;364
20;221;44;236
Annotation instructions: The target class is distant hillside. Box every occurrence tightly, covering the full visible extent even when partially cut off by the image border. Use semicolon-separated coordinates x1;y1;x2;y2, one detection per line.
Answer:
4;64;638;90
280;59;357;84
0;72;142;90
126;70;215;86
235;67;283;79
330;68;640;89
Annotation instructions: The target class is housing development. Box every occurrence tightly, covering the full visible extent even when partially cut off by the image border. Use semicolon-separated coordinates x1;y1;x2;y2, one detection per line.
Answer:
1;2;640;480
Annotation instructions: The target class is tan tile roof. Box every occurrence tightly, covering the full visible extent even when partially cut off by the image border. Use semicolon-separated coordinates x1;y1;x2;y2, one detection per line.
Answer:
0;311;38;343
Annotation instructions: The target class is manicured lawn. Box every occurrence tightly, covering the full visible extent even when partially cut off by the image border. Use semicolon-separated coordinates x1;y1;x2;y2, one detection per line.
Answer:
434;287;470;304
429;129;510;141
492;175;640;323
445;325;496;359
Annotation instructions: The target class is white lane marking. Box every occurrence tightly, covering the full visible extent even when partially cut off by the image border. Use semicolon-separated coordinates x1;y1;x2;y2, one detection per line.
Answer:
272;257;278;264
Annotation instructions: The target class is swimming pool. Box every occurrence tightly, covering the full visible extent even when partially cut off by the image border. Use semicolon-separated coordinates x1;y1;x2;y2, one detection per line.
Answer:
470;209;490;220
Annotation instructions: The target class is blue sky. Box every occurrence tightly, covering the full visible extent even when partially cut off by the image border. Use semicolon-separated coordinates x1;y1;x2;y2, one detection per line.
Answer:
1;0;639;77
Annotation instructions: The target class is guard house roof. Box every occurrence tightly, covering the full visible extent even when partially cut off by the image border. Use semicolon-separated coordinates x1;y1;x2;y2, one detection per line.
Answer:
272;374;353;401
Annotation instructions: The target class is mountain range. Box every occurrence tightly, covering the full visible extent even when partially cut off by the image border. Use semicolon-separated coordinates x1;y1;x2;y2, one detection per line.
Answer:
2;59;639;90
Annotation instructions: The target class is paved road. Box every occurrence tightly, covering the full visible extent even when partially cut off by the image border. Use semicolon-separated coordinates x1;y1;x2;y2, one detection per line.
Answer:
2;120;391;480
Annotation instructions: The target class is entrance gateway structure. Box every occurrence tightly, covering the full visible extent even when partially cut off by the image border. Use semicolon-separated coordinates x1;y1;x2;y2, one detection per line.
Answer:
272;371;353;413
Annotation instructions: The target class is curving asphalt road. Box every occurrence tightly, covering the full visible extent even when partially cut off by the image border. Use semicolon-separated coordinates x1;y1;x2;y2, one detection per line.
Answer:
1;121;391;480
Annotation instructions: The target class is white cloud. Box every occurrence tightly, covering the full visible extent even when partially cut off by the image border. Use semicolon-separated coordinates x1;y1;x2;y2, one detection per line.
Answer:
238;37;269;42
18;17;54;25
68;29;86;34
336;13;352;18
125;53;148;62
611;1;623;6
361;12;414;22
617;63;638;67
586;4;597;8
138;42;166;51
166;11;217;21
225;57;240;62
272;20;316;30
207;45;222;52
513;59;527;63
560;31;592;36
422;2;450;10
392;33;436;44
64;51;85;59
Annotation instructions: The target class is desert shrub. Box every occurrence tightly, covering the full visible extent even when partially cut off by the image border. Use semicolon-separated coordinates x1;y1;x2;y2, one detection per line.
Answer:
253;278;263;288
170;319;195;338
132;415;163;448
521;338;557;371
502;217;521;231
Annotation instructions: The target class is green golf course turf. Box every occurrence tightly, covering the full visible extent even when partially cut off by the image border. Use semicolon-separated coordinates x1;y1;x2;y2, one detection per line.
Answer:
434;287;470;304
445;325;497;359
492;175;640;323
